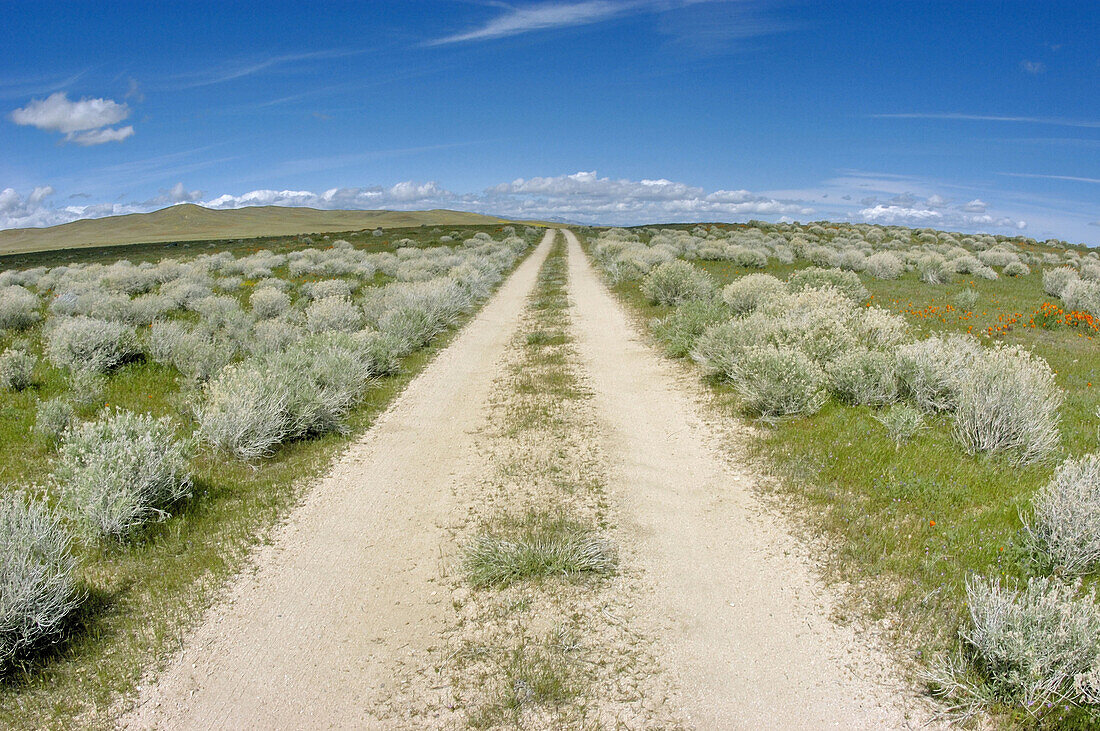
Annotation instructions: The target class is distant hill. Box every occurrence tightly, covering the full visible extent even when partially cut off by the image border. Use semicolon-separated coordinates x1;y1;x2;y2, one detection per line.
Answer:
0;204;514;255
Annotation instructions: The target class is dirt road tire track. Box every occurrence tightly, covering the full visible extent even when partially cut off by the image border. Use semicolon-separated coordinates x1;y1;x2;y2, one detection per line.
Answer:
563;228;930;729
123;231;555;729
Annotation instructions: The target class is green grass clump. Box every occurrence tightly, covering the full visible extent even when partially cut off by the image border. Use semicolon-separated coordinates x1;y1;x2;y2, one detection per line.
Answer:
465;514;615;588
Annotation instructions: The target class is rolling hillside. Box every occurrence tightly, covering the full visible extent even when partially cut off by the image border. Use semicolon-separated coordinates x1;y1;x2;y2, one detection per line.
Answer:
0;204;511;255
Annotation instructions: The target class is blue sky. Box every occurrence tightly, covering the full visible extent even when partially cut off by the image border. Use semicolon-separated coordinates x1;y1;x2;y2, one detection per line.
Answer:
1;1;1098;244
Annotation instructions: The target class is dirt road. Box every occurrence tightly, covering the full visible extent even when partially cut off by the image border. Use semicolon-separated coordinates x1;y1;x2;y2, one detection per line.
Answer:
562;228;928;729
128;229;930;729
124;231;555;729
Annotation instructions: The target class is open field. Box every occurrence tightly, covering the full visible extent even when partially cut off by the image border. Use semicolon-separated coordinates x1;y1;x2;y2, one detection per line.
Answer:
0;223;542;727
0;203;524;256
583;222;1100;727
2;220;1099;728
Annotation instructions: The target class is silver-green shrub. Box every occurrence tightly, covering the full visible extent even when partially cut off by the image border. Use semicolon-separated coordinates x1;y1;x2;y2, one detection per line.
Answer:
34;398;74;443
1062;278;1100;316
873;404;927;445
197;336;374;459
127;293;177;326
53;410;193;540
691;316;771;378
249;287;290;319
0;493;80;667
944;576;1100;711
896;334;982;413
303;296;362;333
917;256;954;284
1024;454;1100;576
248;318;303;356
953;344;1062;464
354;331;404;376
720;273;785;314
787;267;869;302
857;307;910;350
826;348;899;406
1043;267;1078;298
651;298;729;358
303;279;354;300
726;344;829;417
953;288;980;312
0;349;35;391
146;320;233;382
864;251;905;280
45;317;137;373
1003;261;1031;277
640;260;715;306
0;285;41;331
190;295;245;331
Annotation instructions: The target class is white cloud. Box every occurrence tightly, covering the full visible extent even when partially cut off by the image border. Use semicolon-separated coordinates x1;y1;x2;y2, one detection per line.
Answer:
137;182;205;208
858;204;943;225
9;92;134;145
483;170;811;221
0;186;140;229
858;200;1025;230
428;1;625;45
203;181;454;210
168;182;202;203
873;112;1100;129
0;171;1039;236
70;125;135;146
998;172;1100;185
1020;60;1046;74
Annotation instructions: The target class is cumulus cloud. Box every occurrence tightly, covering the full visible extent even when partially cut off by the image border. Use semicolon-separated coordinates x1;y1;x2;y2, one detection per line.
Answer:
483;170;812;221
859;204;943;225
9;92;133;145
0;171;1040;235
203;181;454;210
857;191;1025;230
138;182;204;208
0;186;141;229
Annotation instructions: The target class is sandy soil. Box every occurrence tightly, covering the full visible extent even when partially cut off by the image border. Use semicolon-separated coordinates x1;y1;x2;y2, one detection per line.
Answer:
403;236;685;727
122;231;555;729
562;228;934;729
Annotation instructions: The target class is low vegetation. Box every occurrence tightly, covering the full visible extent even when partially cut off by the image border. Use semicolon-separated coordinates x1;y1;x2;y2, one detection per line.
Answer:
0;224;540;726
465;514;615;588
585;220;1100;726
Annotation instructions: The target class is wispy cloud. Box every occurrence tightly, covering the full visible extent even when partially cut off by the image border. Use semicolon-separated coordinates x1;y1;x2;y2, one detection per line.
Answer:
0;69;90;100
427;1;628;45
1019;60;1046;74
873;112;1100;129
164;49;367;90
998;172;1100;184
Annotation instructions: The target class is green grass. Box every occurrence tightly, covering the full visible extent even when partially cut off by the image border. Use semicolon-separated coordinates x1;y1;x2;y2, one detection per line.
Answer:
0;226;541;728
582;225;1100;728
454;233;611;728
464;512;615;588
466;630;582;729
